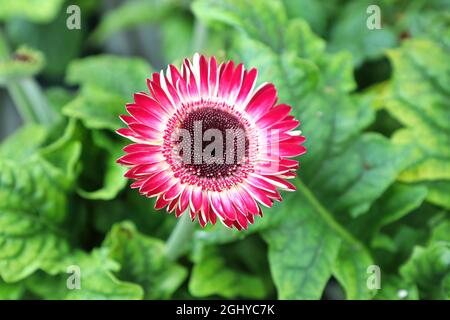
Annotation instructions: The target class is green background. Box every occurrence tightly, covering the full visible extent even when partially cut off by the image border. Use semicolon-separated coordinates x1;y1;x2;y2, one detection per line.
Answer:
0;0;449;300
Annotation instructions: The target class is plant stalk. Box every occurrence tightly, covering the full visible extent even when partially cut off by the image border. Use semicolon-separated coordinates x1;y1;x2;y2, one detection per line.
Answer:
192;20;208;52
0;29;56;125
164;213;196;261
164;18;210;261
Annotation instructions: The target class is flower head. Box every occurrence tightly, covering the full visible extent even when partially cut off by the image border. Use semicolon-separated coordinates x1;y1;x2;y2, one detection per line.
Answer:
117;54;306;230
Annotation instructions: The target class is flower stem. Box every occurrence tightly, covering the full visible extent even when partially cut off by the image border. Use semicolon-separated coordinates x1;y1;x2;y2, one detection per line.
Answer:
296;178;370;255
192;20;208;52
165;213;196;261
0;29;56;125
163;18;209;262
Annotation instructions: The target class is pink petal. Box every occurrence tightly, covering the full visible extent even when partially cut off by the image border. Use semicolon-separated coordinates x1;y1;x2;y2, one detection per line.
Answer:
219;192;237;220
235;68;257;106
279;143;307;157
218;60;235;99
190;189;203;213
257;104;291;128
155;195;169;210
199;55;209;97
123;143;161;153
208;56;218;96
126;106;163;129
133;94;167;119
163;182;184;201
117;152;163;165
129;123;161;141
140;171;171;194
238;187;259;215
245;83;277;119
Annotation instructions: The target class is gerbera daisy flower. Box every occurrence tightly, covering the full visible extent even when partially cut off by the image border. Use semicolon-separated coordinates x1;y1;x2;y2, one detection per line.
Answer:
117;53;306;230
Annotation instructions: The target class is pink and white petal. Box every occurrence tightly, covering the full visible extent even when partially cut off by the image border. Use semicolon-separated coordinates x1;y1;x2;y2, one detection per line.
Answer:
147;78;175;112
201;194;214;225
116;128;147;144
238;187;260;215
130;179;146;189
132;162;169;176
126;106;163;129
123;143;162;153
147;177;178;197
133;93;168;119
279;143;307;157
245;83;277;120
243;184;273;208
217;60;235;99
208;56;219;97
140;171;171;194
164;182;184;201
155;195;170;210
235;68;257;107
219;192;237;221
159;70;181;106
209;191;227;221
167;196;179;213
256;104;291;128
119;114;137;126
178;187;191;213
227;63;244;103
235;211;249;230
129;123;162;141
190;188;203;213
199;55;209;97
117;151;164;165
246;175;278;193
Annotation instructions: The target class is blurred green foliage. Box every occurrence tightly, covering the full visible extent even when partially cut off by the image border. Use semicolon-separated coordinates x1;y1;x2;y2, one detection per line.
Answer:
0;0;449;300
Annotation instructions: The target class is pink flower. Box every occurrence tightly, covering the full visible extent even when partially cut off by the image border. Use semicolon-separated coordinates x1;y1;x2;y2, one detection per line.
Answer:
117;54;306;230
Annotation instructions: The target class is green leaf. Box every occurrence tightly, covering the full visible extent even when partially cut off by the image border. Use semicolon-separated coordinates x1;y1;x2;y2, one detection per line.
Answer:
375;275;419;300
0;124;48;160
26;249;144;300
261;188;342;299
189;245;269;299
282;0;336;35
0;279;25;299
6;11;83;79
192;0;288;52
160;12;194;63
0;0;64;23
66;55;151;97
0;157;72;282
77;131;127;200
0;120;82;282
400;242;450;299
63;55;152;130
385;39;450;209
328;0;397;66
307;133;408;218
39;118;82;184
91;0;180;44
349;183;428;244
45;86;74;115
103;221;187;299
332;244;375;299
0;46;45;85
426;181;450;209
191;1;415;299
63;86;127;130
430;219;450;243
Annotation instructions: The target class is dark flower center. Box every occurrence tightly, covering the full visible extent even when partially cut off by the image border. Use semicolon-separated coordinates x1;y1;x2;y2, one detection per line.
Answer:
176;107;249;178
